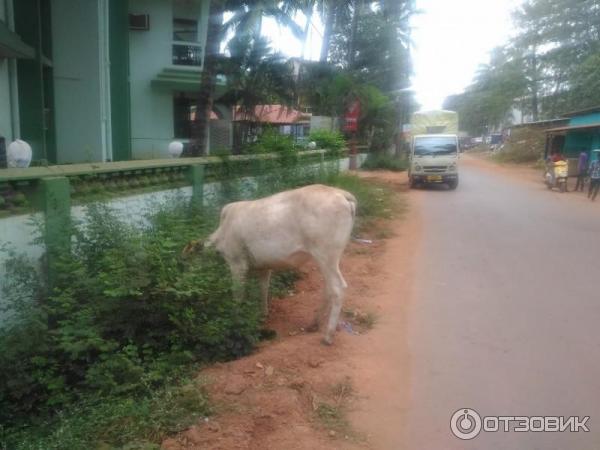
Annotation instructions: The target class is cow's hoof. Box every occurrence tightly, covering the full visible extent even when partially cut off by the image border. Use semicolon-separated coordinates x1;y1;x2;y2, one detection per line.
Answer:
306;322;320;333
321;336;333;346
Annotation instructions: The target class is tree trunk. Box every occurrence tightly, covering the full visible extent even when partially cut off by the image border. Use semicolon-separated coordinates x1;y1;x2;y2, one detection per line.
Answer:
301;7;313;59
320;0;335;62
348;0;362;68
530;48;539;122
189;1;224;156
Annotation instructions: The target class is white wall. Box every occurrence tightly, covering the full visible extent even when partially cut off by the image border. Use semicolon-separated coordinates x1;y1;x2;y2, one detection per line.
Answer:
129;0;174;159
51;0;106;163
128;0;209;159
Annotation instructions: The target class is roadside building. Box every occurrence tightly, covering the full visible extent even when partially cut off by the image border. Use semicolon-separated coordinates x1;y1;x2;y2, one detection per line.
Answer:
0;0;230;166
232;105;311;150
545;106;600;173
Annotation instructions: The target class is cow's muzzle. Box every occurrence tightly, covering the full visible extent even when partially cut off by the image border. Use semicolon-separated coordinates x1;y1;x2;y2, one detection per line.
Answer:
182;239;204;256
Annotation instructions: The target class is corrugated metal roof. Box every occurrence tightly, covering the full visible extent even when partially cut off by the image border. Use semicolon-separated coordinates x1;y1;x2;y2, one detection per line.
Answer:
233;105;311;124
545;123;600;133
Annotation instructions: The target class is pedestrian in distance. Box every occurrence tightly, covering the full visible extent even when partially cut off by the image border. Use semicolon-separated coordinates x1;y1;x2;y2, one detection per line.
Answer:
575;151;589;192
588;150;600;201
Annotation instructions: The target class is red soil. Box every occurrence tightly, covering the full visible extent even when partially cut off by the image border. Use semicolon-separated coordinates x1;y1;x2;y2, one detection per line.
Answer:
162;171;419;450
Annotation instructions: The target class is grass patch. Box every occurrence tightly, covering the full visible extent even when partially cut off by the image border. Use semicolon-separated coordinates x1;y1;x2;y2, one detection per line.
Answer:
314;378;363;442
0;374;210;450
360;153;408;172
325;173;399;234
270;270;302;298
343;308;377;331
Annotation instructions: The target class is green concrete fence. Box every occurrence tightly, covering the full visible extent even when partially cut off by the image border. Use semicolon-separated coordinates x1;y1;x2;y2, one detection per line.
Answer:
0;150;341;287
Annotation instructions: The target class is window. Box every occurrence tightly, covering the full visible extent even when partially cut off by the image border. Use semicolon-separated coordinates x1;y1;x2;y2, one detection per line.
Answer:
173;94;196;139
172;18;202;66
173;18;198;42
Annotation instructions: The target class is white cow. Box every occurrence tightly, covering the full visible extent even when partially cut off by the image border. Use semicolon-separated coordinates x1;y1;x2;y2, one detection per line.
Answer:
185;184;357;345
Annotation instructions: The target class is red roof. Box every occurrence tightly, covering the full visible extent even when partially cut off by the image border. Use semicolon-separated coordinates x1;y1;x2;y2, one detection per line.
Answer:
233;105;310;124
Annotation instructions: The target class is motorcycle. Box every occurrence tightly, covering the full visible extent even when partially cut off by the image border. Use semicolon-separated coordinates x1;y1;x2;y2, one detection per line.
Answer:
545;160;569;192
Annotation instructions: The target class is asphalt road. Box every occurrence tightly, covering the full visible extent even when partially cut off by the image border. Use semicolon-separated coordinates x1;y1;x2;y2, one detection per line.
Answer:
405;158;600;449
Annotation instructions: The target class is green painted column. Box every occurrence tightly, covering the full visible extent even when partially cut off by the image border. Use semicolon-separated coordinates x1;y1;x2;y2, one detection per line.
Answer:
109;0;132;161
40;176;71;287
188;164;204;208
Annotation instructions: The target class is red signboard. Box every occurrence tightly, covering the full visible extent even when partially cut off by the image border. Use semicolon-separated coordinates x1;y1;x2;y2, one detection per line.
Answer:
344;100;361;133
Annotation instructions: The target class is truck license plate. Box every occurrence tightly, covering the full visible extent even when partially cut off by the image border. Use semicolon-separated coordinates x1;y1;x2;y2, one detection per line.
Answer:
427;175;443;182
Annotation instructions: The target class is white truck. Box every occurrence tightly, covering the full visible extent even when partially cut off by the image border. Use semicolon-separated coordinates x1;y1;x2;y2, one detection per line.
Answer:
408;110;460;190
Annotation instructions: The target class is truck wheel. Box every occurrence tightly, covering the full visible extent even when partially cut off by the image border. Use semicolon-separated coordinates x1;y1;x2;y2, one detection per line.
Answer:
448;179;459;190
409;176;416;189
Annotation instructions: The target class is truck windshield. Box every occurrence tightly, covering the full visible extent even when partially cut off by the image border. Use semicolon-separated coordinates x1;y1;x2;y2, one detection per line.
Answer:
414;137;457;156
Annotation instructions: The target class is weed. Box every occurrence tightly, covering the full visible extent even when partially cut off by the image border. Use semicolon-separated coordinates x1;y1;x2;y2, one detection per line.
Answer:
361;153;408;172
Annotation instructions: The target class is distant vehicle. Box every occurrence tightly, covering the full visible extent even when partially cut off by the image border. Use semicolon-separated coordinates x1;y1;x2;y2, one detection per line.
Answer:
408;110;460;190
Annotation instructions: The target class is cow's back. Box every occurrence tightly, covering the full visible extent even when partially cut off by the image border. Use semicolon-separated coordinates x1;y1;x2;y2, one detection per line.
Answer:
217;185;355;269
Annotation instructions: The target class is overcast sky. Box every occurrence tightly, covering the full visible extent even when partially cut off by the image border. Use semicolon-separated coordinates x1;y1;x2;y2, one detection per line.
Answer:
411;0;522;111
262;0;522;111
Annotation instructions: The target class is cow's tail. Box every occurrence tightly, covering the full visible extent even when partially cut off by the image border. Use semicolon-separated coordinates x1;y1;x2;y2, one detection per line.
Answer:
342;191;357;219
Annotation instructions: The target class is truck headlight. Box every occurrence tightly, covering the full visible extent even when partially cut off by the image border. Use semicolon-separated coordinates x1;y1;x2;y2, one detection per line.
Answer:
414;164;422;172
449;162;457;171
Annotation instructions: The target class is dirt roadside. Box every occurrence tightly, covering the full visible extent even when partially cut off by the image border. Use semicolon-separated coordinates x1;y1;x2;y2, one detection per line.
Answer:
161;171;420;450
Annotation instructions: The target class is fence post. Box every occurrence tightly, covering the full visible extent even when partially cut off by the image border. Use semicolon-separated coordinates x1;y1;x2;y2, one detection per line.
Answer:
188;164;204;208
318;151;325;180
40;177;71;288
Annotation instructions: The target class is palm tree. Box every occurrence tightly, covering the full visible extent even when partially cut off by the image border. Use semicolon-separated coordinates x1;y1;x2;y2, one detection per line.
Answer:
189;0;227;156
219;36;296;148
224;0;303;40
190;0;303;156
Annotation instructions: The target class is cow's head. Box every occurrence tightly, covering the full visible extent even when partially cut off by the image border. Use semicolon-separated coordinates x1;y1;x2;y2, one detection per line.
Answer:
182;232;219;257
182;239;204;256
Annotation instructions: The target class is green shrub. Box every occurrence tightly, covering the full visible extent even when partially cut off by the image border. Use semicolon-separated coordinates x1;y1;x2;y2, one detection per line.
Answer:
360;153;408;172
1;375;210;450
0;201;262;425
309;129;346;156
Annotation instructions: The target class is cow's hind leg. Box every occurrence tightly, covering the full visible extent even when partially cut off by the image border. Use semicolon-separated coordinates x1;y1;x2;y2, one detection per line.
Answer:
314;255;347;345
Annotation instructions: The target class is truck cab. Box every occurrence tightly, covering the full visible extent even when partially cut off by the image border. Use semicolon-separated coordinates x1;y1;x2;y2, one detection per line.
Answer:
408;110;460;190
409;134;459;189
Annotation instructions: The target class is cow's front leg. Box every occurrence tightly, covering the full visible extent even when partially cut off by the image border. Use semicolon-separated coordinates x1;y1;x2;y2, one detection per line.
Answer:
229;260;248;302
258;269;272;317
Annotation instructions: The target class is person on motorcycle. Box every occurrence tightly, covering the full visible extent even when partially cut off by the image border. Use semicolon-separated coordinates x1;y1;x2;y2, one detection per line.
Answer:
551;151;565;163
588;150;600;201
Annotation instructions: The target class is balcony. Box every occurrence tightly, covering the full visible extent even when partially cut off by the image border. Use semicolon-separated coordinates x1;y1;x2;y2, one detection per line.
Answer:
172;41;202;67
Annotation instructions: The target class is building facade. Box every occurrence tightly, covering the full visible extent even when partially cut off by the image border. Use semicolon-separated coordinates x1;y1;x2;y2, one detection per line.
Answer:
0;0;230;165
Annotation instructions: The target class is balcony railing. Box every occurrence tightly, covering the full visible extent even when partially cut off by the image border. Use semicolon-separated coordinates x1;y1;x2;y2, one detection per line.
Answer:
172;41;203;67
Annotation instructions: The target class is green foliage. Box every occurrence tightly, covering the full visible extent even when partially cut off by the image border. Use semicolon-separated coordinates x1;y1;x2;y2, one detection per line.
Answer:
325;173;398;232
446;0;600;130
270;270;302;298
0;201;262;426
329;1;414;92
1;376;210;450
309;129;346;155
0;155;397;447
360;153;408;172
